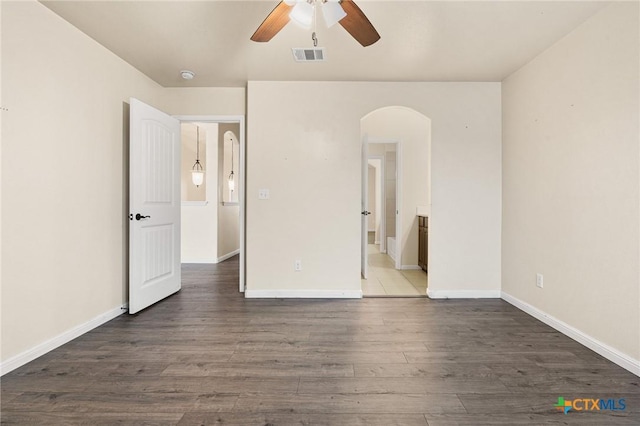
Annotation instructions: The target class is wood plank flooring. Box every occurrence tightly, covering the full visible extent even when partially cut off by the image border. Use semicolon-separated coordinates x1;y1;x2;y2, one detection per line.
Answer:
2;257;639;425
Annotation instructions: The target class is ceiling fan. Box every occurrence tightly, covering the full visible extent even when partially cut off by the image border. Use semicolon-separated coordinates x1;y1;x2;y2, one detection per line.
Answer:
251;0;380;47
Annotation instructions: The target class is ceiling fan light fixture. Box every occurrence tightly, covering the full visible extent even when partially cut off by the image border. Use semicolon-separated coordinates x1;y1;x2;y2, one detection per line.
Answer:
289;1;314;28
322;1;346;28
250;0;380;47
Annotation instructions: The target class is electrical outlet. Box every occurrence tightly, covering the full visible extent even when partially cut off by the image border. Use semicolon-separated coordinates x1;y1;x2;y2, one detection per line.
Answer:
294;260;302;271
536;273;544;288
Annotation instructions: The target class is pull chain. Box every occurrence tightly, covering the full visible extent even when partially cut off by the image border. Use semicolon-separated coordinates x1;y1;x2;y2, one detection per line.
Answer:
312;0;318;47
196;126;200;160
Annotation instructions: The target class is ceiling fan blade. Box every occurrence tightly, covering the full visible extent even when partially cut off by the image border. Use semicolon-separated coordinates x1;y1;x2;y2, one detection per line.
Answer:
251;1;293;42
339;0;380;47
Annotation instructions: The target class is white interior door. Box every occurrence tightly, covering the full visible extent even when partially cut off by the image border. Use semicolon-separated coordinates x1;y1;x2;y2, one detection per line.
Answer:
129;98;181;314
361;136;369;279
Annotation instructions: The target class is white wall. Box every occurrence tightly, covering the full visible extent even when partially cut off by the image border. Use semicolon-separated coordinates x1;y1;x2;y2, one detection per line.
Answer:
181;123;219;263
246;81;502;297
362;107;431;268
502;2;639;365
1;0;245;368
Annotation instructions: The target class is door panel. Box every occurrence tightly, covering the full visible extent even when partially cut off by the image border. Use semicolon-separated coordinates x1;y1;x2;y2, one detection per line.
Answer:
129;98;181;314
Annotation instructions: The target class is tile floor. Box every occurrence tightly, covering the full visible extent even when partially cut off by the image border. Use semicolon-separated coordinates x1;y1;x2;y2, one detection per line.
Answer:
361;243;428;297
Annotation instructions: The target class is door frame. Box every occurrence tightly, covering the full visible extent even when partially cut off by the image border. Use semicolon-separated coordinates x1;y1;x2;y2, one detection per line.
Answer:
367;138;402;270
367;155;385;253
174;115;246;293
361;134;369;279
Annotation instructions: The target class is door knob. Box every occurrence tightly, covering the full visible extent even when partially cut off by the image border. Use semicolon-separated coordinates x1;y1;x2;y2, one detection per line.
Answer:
135;213;150;220
361;211;371;216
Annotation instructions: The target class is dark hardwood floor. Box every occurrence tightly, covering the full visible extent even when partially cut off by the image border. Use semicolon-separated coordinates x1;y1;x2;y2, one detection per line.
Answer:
2;257;638;425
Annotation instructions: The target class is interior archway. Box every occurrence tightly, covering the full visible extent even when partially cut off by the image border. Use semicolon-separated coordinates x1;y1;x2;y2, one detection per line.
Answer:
360;106;431;296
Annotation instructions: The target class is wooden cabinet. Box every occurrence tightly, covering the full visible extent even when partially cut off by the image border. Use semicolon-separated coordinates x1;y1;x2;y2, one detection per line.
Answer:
418;216;428;272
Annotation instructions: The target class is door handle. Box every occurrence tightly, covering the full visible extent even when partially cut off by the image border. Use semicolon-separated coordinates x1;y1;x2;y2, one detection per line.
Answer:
135;213;150;220
361;211;371;216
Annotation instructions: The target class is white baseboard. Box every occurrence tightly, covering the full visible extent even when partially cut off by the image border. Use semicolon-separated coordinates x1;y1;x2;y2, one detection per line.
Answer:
427;288;501;299
401;265;422;270
0;304;127;376
245;289;363;299
217;249;240;263
501;291;640;377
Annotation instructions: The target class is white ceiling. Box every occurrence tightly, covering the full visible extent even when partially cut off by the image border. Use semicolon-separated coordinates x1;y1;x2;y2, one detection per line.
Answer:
41;0;609;87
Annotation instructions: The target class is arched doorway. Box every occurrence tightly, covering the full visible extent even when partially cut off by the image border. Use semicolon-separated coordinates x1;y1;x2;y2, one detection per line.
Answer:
360;106;431;296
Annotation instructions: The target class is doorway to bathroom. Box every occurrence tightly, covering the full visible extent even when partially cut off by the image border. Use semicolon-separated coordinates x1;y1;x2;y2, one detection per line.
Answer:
360;107;430;297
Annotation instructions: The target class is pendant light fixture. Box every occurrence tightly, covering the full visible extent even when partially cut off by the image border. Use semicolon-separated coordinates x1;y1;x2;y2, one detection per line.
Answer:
228;137;235;192
191;126;205;187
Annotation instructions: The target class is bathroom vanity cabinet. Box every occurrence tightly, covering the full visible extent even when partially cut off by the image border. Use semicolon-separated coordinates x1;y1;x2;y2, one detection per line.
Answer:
418;216;428;272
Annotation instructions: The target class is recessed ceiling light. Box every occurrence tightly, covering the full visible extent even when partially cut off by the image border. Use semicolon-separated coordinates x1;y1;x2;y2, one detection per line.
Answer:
180;70;195;80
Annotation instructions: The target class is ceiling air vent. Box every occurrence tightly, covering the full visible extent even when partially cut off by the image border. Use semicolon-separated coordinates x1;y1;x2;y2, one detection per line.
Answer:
292;47;326;62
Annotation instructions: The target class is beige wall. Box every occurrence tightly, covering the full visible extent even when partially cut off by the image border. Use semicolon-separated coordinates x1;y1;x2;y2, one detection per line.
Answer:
0;1;4;353
246;81;502;296
502;3;639;361
1;1;245;365
159;87;245;117
1;1;162;361
181;123;219;263
362;107;431;268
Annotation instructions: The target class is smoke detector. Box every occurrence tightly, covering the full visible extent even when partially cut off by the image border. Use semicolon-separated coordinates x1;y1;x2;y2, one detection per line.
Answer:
180;70;195;80
292;47;326;62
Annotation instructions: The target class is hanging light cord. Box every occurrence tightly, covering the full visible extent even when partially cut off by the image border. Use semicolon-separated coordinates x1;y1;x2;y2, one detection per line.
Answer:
193;126;203;171
196;127;200;162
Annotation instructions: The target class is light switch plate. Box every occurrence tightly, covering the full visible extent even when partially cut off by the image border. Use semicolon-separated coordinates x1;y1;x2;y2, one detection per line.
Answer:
536;273;544;288
258;189;270;200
